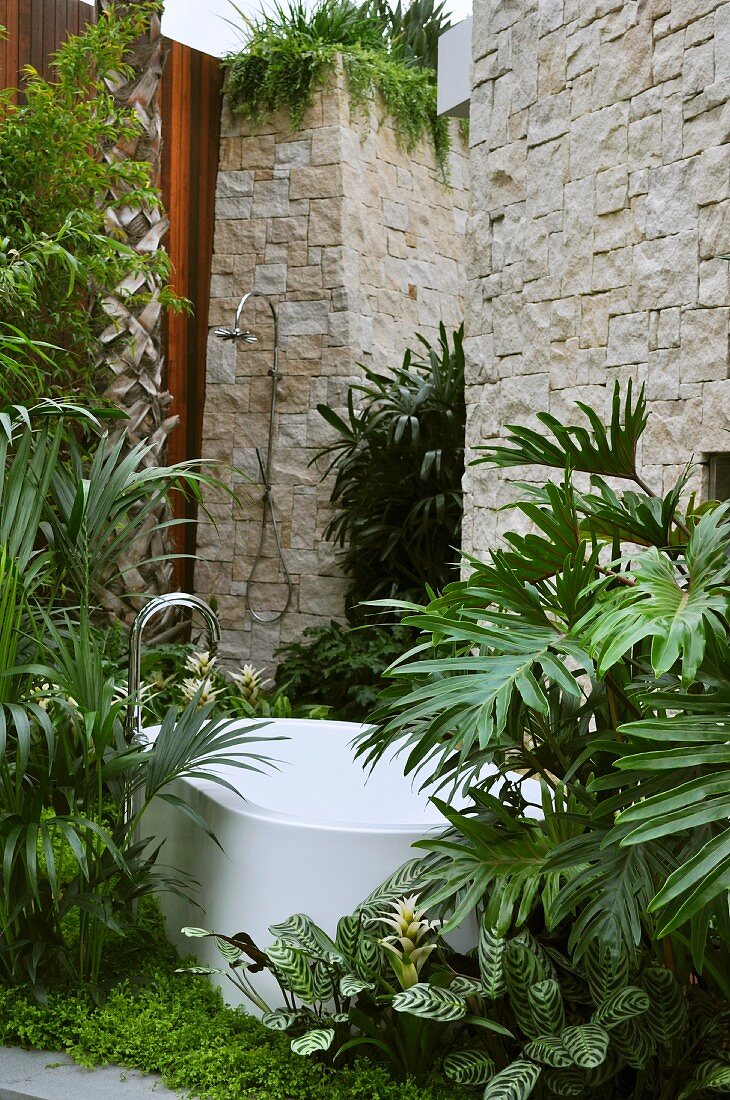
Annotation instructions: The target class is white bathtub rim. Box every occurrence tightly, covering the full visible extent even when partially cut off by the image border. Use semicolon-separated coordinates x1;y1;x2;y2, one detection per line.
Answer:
143;716;453;833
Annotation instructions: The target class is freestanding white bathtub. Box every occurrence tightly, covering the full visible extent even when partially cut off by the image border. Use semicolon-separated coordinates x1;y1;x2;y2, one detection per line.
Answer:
143;718;468;1011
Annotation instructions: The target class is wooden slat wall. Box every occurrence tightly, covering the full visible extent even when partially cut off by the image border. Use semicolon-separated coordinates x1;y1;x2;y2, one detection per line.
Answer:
161;40;223;587
0;0;96;94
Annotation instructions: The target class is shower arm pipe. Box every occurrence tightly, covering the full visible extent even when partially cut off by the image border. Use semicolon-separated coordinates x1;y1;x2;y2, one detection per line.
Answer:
126;592;221;744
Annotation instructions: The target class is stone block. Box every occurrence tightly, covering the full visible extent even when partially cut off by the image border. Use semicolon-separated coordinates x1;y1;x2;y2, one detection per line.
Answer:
645;159;700;239
652;29;683;83
570;102;629;178
681;307;730;382
526;137;568;216
683;39;715;97
251;178;290;219
485;141;528;208
606;310;649;365
382;199;410;231
206;331;236;383
646;348;680;401
594;209;633;252
566;23;599;80
592;246;632;291
278;300;330;337
698;145;730;206
289;165;342;200
527;90;571;146
699;257;730;306
699;200;730;258
632;231;698;309
595;165;629;215
657;307;681;348
683;100;730;158
253;263;287;295
628;113;662;171
592;23;653;109
643;397;703;465
309;199;343;245
275;139;311;167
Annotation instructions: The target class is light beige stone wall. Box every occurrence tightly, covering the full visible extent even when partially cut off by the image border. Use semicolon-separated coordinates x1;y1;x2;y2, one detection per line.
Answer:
195;71;468;670
463;0;730;561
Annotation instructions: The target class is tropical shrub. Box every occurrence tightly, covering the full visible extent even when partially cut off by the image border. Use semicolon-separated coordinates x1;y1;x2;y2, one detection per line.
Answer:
182;862;509;1083
364;0;451;72
316;323;465;618
224;0;453;171
0;3;178;400
274;621;414;720
0;402;272;987
353;383;730;1096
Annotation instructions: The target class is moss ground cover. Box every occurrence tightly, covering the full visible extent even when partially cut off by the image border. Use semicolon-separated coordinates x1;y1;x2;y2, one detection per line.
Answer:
0;905;459;1100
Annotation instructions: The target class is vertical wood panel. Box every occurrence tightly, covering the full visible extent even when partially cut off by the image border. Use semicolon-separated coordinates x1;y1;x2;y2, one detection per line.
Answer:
0;0;97;96
161;39;222;587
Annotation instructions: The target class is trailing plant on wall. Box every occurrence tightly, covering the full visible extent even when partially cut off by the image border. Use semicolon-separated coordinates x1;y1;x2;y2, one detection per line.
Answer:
224;0;454;172
315;323;465;620
0;3;179;401
353;383;730;1096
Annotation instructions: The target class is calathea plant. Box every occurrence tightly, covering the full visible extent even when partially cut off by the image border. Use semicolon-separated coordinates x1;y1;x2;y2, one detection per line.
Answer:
181;861;510;1083
356;382;730;1097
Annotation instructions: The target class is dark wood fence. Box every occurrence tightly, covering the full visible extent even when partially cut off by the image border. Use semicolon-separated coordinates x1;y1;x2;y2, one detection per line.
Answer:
0;0;96;92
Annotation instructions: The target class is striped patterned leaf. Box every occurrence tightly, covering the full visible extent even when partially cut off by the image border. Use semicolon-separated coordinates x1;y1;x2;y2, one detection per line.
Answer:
592;986;650;1029
584;942;629;1006
513;930;556;978
504;945;548;1036
269;914;343;963
267;940;316;1002
339;974;375;997
482;1059;541;1100
524;1036;573;1068
356;858;425;916
336;913;362;963
478;922;507;1000
392;982;467;1022
214;936;242;965
311;959;337;1001
528;979;566;1037
356;932;386;979
545;1069;586;1096
290;1028;335;1056
443;1050;495;1086
641;967;687;1046
450;975;484;997
261;1009;297;1031
611;1019;656;1069
560;1024;609;1069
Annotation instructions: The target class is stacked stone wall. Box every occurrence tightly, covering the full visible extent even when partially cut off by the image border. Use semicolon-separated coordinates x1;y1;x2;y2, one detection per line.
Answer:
195;72;468;670
463;0;730;561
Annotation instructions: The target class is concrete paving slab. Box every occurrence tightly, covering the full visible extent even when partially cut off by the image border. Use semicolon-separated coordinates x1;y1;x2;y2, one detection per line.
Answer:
0;1047;184;1100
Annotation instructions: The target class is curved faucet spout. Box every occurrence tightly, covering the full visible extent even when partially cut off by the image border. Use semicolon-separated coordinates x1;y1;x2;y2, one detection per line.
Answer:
126;592;221;744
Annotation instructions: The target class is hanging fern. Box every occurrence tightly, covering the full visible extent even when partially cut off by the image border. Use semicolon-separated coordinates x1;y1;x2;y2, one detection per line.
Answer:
223;0;456;175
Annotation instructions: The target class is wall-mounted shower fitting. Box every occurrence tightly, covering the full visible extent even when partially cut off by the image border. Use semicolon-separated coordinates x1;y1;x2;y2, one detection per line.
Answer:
214;292;293;624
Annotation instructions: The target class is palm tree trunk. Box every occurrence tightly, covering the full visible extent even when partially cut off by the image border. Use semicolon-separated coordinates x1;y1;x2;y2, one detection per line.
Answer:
95;1;176;623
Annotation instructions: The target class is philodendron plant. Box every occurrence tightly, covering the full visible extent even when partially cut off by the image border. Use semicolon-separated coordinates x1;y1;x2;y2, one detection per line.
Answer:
182;861;510;1083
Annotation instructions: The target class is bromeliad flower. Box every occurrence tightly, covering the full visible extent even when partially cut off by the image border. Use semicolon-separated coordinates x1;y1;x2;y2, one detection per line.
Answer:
373;895;441;989
185;650;218;678
181;676;221;707
230;663;268;707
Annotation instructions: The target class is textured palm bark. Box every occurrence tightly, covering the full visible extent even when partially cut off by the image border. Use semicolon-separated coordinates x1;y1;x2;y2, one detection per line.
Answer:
96;1;176;622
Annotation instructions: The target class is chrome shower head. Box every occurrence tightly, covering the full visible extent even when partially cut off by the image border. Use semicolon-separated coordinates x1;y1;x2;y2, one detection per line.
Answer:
214;291;261;344
214;326;258;343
